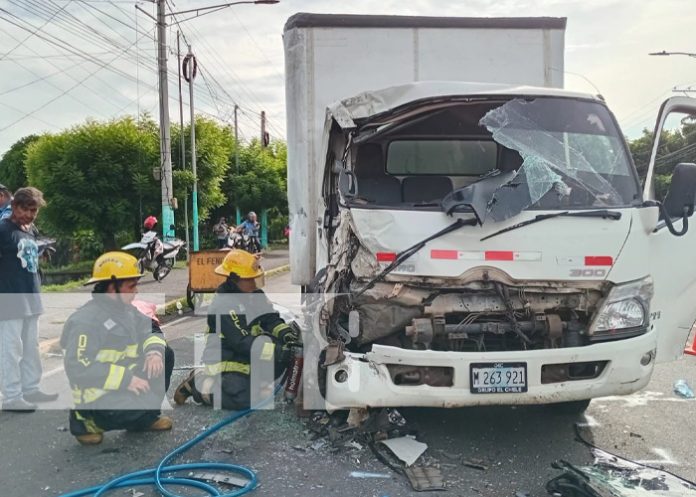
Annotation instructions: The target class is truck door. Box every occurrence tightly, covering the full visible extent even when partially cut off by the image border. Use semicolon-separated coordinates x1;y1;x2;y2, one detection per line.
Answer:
643;97;696;362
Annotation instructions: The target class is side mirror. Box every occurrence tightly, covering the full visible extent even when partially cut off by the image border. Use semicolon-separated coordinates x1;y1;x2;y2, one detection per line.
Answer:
661;162;696;236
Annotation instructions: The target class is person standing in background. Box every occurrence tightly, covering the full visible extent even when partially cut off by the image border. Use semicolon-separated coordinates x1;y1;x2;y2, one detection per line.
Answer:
213;217;230;249
0;184;12;220
0;187;58;412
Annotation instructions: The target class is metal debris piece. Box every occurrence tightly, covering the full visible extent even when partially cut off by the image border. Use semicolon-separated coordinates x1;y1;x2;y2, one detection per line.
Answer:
56;426;68;432
349;471;391;479
380;436;428;467
126;490;145;497
515;492;530;497
462;458;488;471
191;472;251;488
347;407;370;427
347;441;364;451
404;466;445;492
322;341;345;367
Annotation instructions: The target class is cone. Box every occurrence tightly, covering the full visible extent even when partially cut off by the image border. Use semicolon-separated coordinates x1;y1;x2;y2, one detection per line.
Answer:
685;337;696;356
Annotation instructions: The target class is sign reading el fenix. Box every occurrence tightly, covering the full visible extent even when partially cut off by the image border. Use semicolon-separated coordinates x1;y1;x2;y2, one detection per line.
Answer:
189;250;228;293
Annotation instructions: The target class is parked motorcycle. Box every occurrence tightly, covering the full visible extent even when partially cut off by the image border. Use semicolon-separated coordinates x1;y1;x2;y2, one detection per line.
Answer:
122;232;186;281
227;231;261;254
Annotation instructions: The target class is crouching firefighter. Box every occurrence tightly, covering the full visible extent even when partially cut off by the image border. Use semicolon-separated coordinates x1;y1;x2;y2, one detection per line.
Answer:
174;249;299;410
60;252;175;445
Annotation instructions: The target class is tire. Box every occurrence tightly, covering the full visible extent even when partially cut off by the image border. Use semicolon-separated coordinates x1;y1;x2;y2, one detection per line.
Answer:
154;265;171;282
547;399;591;415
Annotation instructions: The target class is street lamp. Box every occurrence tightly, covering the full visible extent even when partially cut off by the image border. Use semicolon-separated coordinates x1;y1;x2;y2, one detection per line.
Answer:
649;50;696;58
167;1;279;22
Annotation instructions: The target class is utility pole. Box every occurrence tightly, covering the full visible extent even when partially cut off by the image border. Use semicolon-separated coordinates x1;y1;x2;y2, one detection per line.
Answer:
235;104;241;225
156;0;175;239
260;110;268;147
184;45;200;251
177;31;190;259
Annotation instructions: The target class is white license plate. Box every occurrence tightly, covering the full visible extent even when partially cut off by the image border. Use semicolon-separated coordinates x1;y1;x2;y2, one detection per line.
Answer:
470;362;527;393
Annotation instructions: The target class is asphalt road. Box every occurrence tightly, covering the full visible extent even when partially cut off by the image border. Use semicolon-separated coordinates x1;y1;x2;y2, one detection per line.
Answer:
2;270;695;497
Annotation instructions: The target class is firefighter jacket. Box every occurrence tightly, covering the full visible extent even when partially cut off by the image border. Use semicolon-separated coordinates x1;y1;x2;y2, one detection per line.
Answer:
60;295;166;406
200;280;294;376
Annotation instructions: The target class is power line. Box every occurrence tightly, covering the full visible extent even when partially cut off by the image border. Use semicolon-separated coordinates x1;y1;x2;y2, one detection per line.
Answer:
0;0;67;61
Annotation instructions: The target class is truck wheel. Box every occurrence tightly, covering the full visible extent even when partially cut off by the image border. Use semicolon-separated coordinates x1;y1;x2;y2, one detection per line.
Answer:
547;399;591;414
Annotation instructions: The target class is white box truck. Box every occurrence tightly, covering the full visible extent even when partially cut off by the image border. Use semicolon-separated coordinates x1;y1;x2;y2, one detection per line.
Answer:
284;13;696;412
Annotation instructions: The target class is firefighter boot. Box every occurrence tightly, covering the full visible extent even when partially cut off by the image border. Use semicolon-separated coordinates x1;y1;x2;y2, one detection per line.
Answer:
146;416;173;431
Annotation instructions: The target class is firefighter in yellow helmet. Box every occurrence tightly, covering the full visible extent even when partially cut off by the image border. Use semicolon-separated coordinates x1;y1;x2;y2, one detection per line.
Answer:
59;252;175;445
174;249;298;409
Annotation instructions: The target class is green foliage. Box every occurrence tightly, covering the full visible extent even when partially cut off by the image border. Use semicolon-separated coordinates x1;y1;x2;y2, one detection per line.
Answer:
24;117;160;248
13;114;287;260
222;139;288;215
172;117;234;227
629;116;696;201
0;134;40;190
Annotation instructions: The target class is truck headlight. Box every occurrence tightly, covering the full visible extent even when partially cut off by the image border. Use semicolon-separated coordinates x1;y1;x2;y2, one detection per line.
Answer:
590;277;653;335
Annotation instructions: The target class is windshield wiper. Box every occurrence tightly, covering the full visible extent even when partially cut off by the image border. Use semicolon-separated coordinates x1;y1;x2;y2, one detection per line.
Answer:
353;217;478;299
481;209;622;241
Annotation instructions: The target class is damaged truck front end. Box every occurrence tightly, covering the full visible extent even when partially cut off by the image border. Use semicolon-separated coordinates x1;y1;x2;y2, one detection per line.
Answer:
306;84;689;411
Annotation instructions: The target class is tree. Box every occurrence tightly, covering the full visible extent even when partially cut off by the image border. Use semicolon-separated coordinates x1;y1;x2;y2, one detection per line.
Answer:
0;134;40;190
222;139;288;217
171;116;234;226
629;115;696;201
25;117;160;248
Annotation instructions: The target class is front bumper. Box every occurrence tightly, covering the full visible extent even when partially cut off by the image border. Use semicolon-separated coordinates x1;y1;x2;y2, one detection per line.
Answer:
324;330;657;409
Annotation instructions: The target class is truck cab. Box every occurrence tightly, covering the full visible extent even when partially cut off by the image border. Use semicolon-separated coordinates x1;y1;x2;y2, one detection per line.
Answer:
283;15;696;411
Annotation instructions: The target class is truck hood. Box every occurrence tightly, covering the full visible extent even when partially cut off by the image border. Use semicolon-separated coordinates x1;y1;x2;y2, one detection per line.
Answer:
350;207;632;283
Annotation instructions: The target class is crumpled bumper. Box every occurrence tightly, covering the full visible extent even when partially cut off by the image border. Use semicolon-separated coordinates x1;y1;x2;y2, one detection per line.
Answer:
324;330;657;409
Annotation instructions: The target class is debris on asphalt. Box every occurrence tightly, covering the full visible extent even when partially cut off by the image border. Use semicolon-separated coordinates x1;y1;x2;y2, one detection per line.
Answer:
628;432;642;439
551;425;696;496
56;426;68;432
462;458;488;471
349;471;391;479
404;465;445;492
673;379;695;399
190;472;251;488
379;436;428;467
514;492;530;497
126;490;145;497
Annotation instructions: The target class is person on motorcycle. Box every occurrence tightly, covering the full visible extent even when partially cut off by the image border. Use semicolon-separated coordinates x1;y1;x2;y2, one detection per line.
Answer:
142;215;164;269
236;211;261;253
172;249;299;410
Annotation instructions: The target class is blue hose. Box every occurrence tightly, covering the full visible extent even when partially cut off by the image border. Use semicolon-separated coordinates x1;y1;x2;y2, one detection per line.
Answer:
58;383;283;497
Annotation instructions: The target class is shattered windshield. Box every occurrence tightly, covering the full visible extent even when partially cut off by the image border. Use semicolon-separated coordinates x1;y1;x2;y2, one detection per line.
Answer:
478;97;640;222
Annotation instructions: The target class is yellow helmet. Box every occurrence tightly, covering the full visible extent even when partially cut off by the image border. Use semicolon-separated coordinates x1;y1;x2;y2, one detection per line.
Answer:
86;251;144;284
215;249;264;279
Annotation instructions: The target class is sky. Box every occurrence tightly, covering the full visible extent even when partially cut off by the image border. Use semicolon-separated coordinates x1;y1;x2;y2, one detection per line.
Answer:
1;0;695;156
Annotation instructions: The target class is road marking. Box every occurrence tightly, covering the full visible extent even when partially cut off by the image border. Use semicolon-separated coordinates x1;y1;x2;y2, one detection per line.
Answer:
592;391;689;407
636;448;680;466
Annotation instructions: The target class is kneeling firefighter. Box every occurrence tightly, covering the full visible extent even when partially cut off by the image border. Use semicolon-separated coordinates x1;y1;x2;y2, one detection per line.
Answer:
60;252;175;445
174;249;299;410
